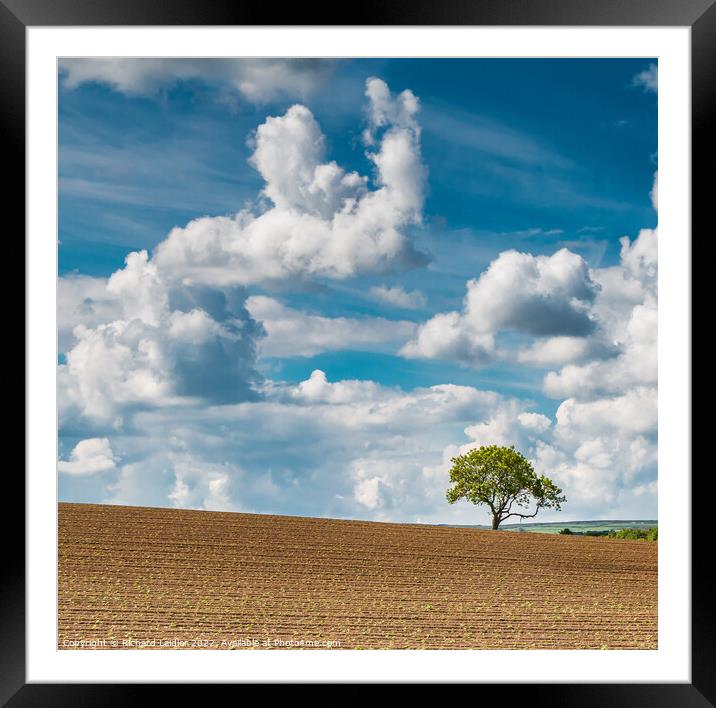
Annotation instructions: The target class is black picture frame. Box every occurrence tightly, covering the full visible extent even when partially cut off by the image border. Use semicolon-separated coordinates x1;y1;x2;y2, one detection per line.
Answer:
7;0;709;701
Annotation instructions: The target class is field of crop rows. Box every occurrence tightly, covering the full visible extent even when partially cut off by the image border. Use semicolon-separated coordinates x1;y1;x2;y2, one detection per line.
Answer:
58;502;657;650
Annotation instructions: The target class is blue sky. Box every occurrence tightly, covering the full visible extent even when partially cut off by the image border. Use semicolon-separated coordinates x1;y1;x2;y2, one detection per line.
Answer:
58;58;658;525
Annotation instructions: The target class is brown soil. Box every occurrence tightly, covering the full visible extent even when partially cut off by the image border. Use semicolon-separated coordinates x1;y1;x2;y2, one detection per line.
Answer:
58;502;657;650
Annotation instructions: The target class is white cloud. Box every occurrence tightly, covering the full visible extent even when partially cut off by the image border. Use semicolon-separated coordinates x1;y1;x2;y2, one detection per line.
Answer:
354;476;385;510
106;249;168;327
288;369;386;405
501;220;658;516
459;401;552;453
63;371;503;522
59;251;265;424
650;171;658;210
168;457;238;512
276;370;500;426
436;384;657;518
402;248;597;363
152;78;428;287
620;228;657;291
464;248;598;336
246;295;416;358
250;104;368;219
363;77;421;144
58;275;122;354
167;308;221;345
61;318;177;422
59;438;117;475
105;449;279;511
543;228;657;399
400;310;496;364
517;336;616;367
631;63;658;93
59;58;334;103
433;209;658;519
543;302;656;399
554;387;657;437
369;284;426;309
517;412;552;432
61;355;656;523
58;78;426;428
535;416;657;512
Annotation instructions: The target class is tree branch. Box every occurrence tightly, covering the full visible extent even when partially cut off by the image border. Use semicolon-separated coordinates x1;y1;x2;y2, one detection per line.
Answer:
501;506;542;521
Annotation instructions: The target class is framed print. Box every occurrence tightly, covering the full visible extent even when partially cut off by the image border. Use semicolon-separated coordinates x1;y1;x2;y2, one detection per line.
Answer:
7;0;711;700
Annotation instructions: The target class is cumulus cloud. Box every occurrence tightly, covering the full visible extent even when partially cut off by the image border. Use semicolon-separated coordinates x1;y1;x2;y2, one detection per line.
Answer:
274;368;653;520
400;311;496;364
437;384;657;518
650;171;658;210
454;401;553;456
354;476;385;510
106;249;168;327
528;231;656;514
273;369;502;424
246;295;416;358
404;223;655;380
543;302;656;399
249;104;368;219
58;275;122;354
58;78;427;429
555;387;657;437
369;284;426;309
59;58;334;103
462;248;598;336
152;78;428;286
363;77;421;144
631;63;658;93
430;207;658;520
619;227;657;289
168;457;238;512
59;438;117;475
536;392;657;512
530;229;657;516
402;248;598;363
517;336;617;367
63;371;503;522
543;228;657;399
59;250;265;424
60;348;656;522
287;369;386;405
60;317;177;423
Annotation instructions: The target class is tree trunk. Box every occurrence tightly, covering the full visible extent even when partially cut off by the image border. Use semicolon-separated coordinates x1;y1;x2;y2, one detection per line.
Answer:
492;514;500;530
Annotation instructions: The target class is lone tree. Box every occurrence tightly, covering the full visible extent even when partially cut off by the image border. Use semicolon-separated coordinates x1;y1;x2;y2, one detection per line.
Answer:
446;445;565;530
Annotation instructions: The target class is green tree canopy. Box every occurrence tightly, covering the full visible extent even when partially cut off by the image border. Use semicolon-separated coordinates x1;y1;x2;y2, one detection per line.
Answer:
446;445;565;530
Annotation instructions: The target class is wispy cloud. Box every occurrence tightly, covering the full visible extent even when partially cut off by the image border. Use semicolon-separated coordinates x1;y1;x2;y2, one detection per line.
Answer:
631;63;657;94
422;104;573;170
472;159;633;211
59;58;336;104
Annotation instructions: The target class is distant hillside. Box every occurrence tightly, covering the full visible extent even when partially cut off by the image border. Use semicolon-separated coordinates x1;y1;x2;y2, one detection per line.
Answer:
440;520;658;535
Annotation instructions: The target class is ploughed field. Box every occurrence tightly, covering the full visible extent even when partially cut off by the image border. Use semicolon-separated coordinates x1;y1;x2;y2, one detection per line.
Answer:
58;502;657;650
